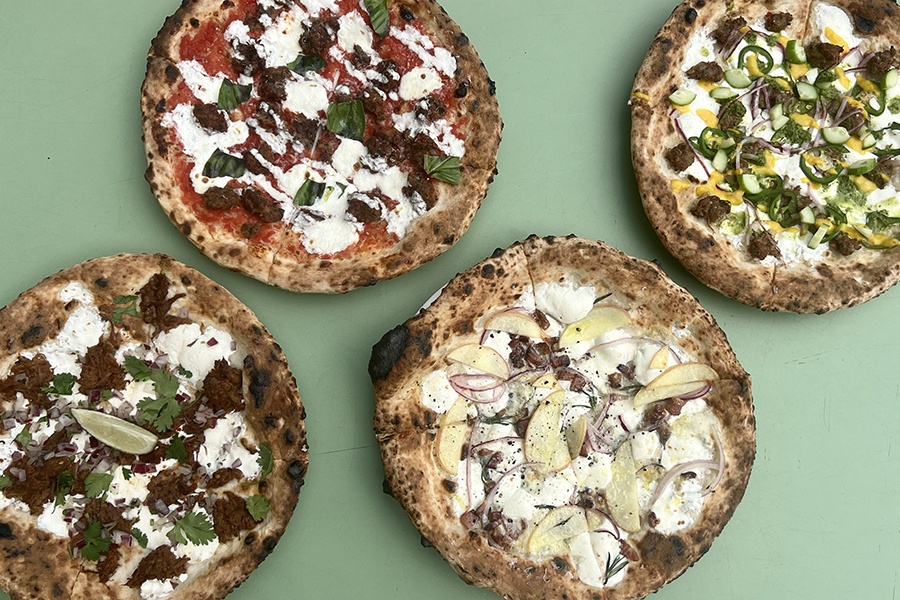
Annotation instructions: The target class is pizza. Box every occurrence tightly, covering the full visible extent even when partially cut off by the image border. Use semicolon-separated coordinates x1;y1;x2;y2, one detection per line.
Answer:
0;254;307;600
631;0;900;312
370;236;755;600
141;0;502;293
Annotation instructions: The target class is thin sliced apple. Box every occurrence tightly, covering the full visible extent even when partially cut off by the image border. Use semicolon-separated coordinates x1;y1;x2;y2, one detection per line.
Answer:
648;345;671;370
442;396;468;425
446;343;509;379
435;422;469;475
533;373;561;390
565;415;587;459
527;505;588;554
524;391;569;470
607;440;641;533
484;310;544;339
558;305;631;348
633;362;718;407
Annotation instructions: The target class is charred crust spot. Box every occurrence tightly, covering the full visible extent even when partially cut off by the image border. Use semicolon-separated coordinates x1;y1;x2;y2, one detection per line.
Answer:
154;99;166;113
95;277;108;288
52;582;64;597
264;414;277;428
853;13;876;34
552;557;569;571
487;78;496;96
443;235;455;245
20;325;43;347
671;536;685;556
684;7;697;23
382;479;394;496
190;17;200;27
816;264;834;278
0;523;14;540
369;325;410;380
284;429;295;444
481;264;496;278
287;460;306;480
442;479;457;492
165;64;179;82
400;6;414;21
456;33;469;46
245;533;257;545
455;82;468;98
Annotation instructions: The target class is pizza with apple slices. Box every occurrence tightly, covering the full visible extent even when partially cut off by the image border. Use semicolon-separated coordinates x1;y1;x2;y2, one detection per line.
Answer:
370;236;755;600
142;0;501;293
631;0;900;312
0;254;307;600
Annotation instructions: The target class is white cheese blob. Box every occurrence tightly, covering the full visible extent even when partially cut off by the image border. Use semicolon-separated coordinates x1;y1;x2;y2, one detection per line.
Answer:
197;412;261;480
812;3;861;48
36;502;69;537
332;138;368;178
140;579;177;600
154;323;236;385
337;11;374;55
534;281;596;324
177;60;223;104
391;24;457;77
28;283;108;376
258;4;309;68
298;0;338;16
420;370;460;414
283;80;330;118
399;66;441;101
571;454;613;490
651;477;705;534
107;465;153;505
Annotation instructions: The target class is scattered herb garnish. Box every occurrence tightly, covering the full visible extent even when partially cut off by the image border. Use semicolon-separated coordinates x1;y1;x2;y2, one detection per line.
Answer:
245;495;270;521
84;472;114;499
217;78;252;111
41;373;76;396
168;511;216;546
111;295;139;323
126;356;184;432
363;0;390;36
131;527;149;549
326;100;366;141
867;209;900;231
0;476;10;491
13;427;31;447
176;365;193;379
604;553;628;584
257;442;273;481
202;149;246;179
423;155;461;185
294;179;326;207
166;436;188;463
81;520;111;561
55;470;75;506
122;467;133;481
287;54;326;75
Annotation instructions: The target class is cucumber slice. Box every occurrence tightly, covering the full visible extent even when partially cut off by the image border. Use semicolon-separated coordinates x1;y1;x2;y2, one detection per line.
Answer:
785;40;807;64
847;158;876;175
668;89;696;106
808;224;830;249
770;103;784;120
796;82;819;101
884;68;899;90
712;149;729;172
862;133;877;149
771;115;790;130
710;87;738;101
822;126;850;145
738;173;762;194
799;206;816;225
725;68;752;89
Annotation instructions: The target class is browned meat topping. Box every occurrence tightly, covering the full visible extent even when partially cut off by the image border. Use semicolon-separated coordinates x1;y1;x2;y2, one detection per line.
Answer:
126;546;189;588
139;273;190;332
806;42;843;69
78;339;126;393
347;197;383;223
146;468;197;512
830;232;862;256
4;456;74;513
712;16;746;45
686;61;724;82
212;492;257;542
206;467;243;489
192;103;228;133
866;48;899;81
242;188;285;223
0;355;53;405
748;230;782;260
257;66;293;103
764;12;792;32
96;545;122;583
203;184;242;210
299;17;339;57
201;359;245;415
664;142;695;173
690;195;730;224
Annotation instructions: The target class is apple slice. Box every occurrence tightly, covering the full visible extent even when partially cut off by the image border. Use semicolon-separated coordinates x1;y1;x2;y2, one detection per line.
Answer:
633;362;718;407
527;505;588;554
648;345;671;370
435;398;470;475
446;344;509;379
558;305;631;348
484;310;544;339
524;391;570;470
565;415;587;459
607;440;641;533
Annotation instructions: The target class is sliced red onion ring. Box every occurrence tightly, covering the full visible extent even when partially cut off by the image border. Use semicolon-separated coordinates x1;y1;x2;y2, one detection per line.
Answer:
646;458;721;511
678;382;712;400
449;374;506;404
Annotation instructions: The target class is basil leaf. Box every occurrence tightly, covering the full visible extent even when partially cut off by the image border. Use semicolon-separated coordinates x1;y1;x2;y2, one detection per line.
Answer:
423;155;461;185
202;149;246;178
294;179;326;206
287;54;326;75
326;100;366;141
218;79;252;111
364;0;390;36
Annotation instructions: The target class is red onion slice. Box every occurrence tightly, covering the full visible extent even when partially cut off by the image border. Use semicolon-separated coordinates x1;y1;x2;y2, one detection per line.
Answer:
646;458;721;511
678;382;712;400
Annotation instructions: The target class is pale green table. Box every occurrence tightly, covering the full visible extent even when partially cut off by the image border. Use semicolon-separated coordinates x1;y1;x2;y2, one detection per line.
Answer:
1;2;898;599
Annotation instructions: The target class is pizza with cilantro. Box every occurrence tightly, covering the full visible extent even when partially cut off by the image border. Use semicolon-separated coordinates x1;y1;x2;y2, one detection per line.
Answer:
141;0;501;293
631;0;900;312
0;254;307;600
370;236;755;600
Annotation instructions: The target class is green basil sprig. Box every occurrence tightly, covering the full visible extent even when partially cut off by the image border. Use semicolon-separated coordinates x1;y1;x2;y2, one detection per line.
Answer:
364;0;390;36
217;79;252;111
203;149;246;178
326;100;366;141
294;179;326;206
287;54;326;75
424;155;461;185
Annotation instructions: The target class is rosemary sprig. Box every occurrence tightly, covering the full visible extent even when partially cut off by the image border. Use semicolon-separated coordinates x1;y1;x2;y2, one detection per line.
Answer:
604;553;628;584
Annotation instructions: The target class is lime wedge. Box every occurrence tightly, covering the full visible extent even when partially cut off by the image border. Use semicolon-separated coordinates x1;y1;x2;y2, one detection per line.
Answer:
71;408;158;454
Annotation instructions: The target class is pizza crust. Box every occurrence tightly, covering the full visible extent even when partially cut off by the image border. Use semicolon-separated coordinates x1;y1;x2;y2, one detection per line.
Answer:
0;254;308;600
631;0;900;312
141;0;502;294
372;236;755;600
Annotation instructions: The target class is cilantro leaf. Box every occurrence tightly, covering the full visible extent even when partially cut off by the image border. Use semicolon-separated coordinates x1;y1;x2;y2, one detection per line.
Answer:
166;437;188;463
13;427;31;447
131;527;148;549
55;470;74;506
168;512;216;546
176;365;193;379
257;443;273;481
81;520;111;561
41;373;76;396
126;357;184;432
122;467;133;481
111;295;139;323
245;495;270;521
137;394;182;432
123;356;153;381
867;209;900;231
0;476;10;490
84;472;114;498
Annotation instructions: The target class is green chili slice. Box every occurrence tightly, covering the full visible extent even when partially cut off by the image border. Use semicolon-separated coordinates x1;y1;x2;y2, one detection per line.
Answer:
738;45;774;74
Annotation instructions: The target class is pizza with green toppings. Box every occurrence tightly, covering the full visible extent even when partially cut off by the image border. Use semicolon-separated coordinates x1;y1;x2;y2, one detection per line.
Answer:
141;0;501;293
0;254;306;600
370;236;755;600
631;0;900;312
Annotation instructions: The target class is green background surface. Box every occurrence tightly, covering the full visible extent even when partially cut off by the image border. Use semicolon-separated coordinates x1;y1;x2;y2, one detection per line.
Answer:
1;1;899;599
